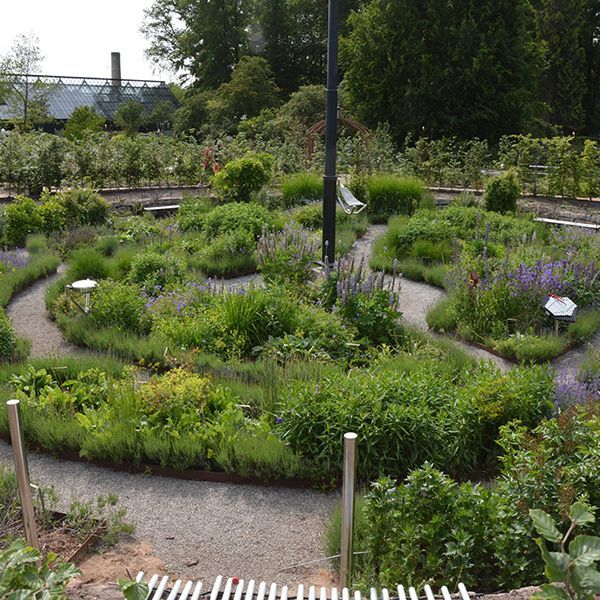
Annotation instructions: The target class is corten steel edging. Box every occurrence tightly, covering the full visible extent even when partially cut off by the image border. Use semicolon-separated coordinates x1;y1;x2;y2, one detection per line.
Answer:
46;510;101;565
0;432;336;490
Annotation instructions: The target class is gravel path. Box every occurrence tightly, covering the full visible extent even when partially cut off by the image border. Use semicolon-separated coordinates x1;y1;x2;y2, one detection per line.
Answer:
348;225;448;330
6;264;82;358
0;441;336;586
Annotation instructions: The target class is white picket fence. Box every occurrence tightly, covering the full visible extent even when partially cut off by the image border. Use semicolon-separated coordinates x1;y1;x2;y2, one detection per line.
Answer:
135;573;472;600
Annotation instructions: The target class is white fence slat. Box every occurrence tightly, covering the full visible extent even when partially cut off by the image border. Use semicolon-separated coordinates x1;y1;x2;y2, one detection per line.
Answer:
297;584;305;600
342;587;350;600
245;580;256;600
308;585;316;600
152;575;169;600
440;587;452;600
268;582;278;600
397;585;407;600
458;583;470;600
280;585;289;600
408;587;419;600
190;581;203;600
256;580;267;600
320;586;328;600
166;579;182;600
210;576;223;600
179;581;194;600
233;579;245;600
424;584;436;600
222;578;234;600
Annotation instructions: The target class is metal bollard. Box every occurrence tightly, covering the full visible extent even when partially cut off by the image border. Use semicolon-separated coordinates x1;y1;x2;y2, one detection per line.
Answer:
340;432;357;589
7;399;39;549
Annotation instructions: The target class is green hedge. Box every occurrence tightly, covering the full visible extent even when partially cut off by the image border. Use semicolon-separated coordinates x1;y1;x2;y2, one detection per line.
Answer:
0;254;60;307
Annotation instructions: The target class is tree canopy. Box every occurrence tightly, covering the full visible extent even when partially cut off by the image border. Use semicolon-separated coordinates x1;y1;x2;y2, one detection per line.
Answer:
0;34;51;130
340;0;544;142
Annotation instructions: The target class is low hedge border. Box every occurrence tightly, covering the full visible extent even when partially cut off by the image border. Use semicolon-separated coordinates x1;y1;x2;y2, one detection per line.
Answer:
0;254;60;307
0;432;333;491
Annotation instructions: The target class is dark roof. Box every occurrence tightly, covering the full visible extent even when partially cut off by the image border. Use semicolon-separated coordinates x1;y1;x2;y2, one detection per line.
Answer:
0;74;179;121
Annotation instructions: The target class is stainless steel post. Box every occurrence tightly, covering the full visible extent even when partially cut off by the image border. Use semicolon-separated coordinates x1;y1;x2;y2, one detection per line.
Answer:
340;432;357;589
7;399;39;549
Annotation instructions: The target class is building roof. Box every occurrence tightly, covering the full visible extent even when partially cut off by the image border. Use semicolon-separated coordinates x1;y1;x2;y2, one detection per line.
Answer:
0;74;179;121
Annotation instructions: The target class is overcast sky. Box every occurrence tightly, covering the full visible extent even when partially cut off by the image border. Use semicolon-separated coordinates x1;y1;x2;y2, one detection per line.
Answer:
0;0;173;82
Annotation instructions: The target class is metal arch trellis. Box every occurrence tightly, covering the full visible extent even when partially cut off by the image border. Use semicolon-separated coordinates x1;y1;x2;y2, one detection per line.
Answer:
306;113;372;163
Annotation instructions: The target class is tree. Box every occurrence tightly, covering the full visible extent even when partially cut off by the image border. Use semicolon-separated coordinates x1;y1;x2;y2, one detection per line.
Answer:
173;89;214;136
341;0;544;142
0;34;50;130
207;56;280;132
114;100;147;136
142;0;249;89
63;106;105;140
538;0;587;133
580;0;600;132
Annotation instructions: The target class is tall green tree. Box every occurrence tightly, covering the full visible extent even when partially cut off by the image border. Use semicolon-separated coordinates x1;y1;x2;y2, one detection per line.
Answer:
341;0;544;142
142;0;249;89
581;0;600;132
255;0;363;94
0;34;50;130
207;56;281;132
538;0;587;133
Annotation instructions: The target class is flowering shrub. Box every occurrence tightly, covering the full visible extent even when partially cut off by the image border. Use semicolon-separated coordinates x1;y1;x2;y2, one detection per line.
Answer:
257;224;319;285
0;250;29;273
324;259;401;344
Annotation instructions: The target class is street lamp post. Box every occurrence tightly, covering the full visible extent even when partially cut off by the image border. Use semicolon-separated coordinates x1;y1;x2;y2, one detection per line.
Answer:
322;0;339;266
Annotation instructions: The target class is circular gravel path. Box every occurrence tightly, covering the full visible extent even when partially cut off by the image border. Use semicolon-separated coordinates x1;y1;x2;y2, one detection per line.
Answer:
0;440;336;586
6;265;82;358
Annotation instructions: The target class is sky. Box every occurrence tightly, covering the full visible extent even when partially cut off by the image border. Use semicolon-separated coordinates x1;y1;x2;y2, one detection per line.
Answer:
0;0;173;82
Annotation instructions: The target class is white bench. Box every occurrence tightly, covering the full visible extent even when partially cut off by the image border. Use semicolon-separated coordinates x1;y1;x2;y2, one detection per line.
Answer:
534;217;600;230
338;185;367;215
143;204;180;213
135;573;471;600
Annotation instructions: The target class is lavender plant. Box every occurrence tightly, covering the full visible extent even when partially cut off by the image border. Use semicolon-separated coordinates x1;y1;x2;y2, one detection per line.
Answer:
257;224;319;285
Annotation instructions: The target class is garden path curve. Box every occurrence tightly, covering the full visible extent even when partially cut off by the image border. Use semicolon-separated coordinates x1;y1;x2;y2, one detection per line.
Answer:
0;440;336;586
6;265;83;358
347;225;600;375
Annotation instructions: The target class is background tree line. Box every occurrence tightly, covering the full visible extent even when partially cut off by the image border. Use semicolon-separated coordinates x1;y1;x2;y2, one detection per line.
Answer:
143;0;600;142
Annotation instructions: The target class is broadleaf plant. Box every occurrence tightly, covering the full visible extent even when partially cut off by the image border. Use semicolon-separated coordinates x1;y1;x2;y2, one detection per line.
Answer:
530;503;600;600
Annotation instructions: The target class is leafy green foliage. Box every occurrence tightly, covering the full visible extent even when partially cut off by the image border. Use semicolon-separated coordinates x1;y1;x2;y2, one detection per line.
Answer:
484;171;521;213
212;155;272;202
351;406;600;592
90;280;150;334
341;0;542;141
0;540;80;597
0;309;17;361
278;363;553;481
179;200;276;239
64;106;105;140
531;503;600;600
119;578;150;600
114;100;147;136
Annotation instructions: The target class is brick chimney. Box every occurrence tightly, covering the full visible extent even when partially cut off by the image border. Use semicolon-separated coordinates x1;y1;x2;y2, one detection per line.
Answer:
111;52;121;86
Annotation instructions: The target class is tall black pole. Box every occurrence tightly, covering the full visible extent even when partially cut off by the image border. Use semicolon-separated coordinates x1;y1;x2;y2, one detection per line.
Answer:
322;0;339;266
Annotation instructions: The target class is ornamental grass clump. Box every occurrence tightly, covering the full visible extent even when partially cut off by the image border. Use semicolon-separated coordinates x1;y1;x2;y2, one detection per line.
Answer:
257;224;319;285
